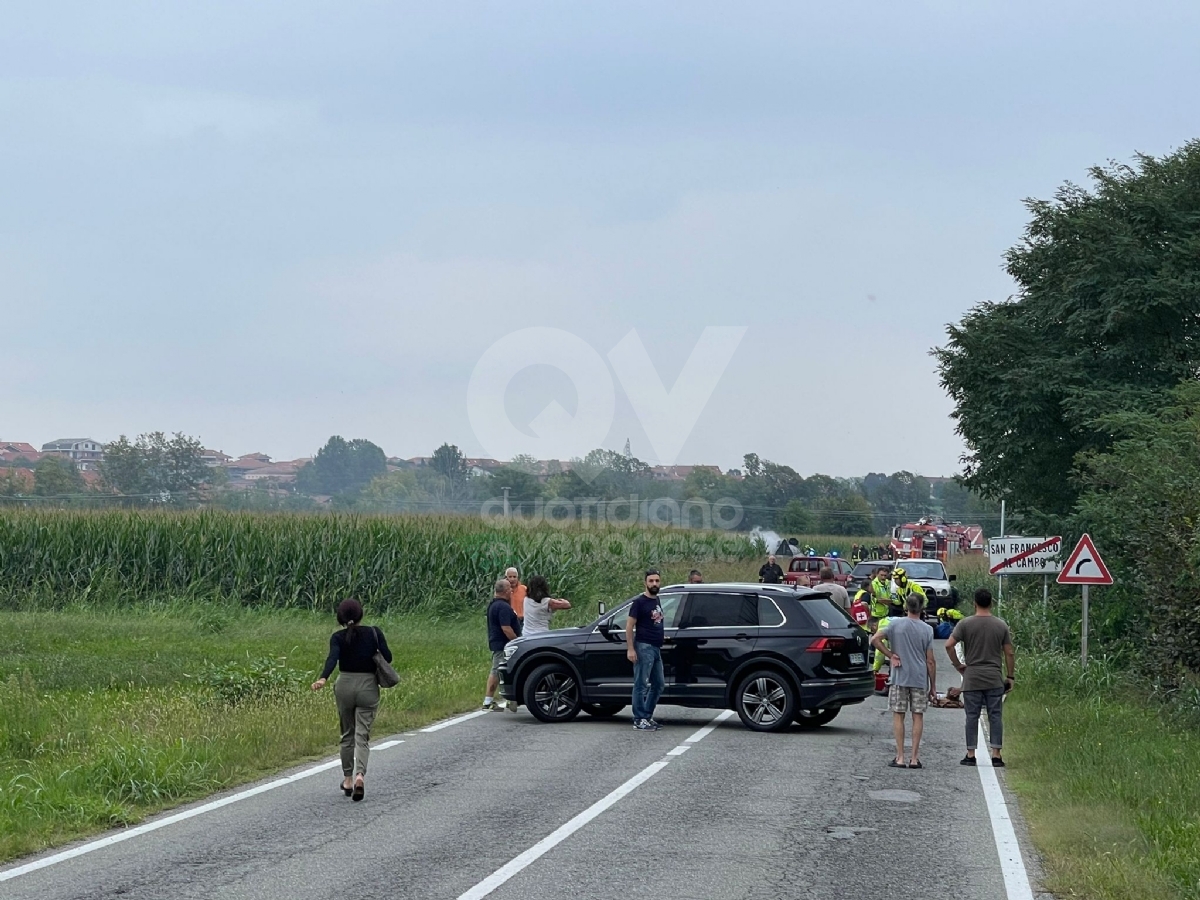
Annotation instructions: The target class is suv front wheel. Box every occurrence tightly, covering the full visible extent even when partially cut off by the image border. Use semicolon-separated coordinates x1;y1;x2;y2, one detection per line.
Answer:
523;662;582;723
734;669;797;732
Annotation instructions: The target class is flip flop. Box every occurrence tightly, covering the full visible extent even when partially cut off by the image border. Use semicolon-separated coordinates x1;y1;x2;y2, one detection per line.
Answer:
908;761;923;769
340;781;353;797
888;760;907;768
352;780;365;802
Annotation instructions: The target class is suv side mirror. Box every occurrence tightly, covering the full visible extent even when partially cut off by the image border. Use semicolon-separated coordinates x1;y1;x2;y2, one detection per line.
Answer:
598;601;607;616
948;574;957;582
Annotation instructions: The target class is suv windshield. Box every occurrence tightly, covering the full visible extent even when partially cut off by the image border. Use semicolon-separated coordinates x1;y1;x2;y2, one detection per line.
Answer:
898;561;946;579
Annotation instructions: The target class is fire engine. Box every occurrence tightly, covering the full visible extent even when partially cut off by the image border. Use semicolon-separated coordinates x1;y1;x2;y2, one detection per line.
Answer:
889;517;984;561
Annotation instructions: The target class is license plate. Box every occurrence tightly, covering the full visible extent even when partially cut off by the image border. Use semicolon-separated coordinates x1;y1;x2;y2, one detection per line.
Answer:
849;653;865;665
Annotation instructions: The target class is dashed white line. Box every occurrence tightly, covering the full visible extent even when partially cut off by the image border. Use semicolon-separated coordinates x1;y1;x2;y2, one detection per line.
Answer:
684;708;736;742
975;723;1034;900
373;739;405;751
456;710;732;900
420;710;491;732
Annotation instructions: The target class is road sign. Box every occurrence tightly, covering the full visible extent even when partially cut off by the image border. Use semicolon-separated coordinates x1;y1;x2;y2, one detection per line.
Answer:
988;536;1062;575
1056;534;1113;585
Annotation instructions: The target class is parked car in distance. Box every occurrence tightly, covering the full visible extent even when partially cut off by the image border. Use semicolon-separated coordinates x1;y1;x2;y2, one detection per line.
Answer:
498;582;873;733
846;560;896;596
783;556;854;589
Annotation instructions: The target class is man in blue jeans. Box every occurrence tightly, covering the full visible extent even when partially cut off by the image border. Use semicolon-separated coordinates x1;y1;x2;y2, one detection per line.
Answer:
625;569;665;731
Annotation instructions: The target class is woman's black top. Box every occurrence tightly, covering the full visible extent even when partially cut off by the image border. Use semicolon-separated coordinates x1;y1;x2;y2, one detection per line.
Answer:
320;626;392;680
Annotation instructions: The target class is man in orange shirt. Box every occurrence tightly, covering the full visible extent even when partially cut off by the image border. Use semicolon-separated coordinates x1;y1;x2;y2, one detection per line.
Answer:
505;566;527;626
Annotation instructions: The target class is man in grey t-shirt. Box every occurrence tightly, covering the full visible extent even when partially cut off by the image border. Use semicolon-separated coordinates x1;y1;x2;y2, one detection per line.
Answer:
946;587;1014;767
815;566;850;611
871;593;936;768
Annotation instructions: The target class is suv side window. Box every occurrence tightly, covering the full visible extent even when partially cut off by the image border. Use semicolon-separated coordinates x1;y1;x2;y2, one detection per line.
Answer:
758;595;785;627
680;592;758;628
604;592;684;630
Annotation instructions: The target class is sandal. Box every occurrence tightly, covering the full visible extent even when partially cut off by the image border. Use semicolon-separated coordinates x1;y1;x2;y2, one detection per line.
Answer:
888;759;907;768
340;780;353;797
908;760;923;769
352;778;365;802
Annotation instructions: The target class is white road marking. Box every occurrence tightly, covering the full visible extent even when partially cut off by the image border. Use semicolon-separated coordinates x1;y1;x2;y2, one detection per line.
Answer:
420;710;491;732
0;737;409;882
683;708;736;742
976;723;1034;900
456;710;730;900
667;746;690;756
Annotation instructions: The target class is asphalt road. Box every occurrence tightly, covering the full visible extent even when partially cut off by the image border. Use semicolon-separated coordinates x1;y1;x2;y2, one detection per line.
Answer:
1;674;1042;900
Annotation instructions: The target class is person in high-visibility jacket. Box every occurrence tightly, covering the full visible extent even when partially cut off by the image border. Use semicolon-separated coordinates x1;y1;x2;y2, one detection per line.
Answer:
889;566;927;618
934;606;963;639
872;614;904;673
866;567;892;621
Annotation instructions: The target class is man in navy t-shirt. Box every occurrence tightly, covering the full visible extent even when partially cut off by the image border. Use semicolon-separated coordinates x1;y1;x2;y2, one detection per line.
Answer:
484;578;521;711
625;569;666;731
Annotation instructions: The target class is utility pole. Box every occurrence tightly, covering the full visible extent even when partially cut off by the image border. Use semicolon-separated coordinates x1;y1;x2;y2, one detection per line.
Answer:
997;500;1006;601
502;486;511;519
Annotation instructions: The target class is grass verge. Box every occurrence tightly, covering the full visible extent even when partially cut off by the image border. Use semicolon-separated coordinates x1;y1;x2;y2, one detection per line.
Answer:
0;607;485;864
1005;653;1200;900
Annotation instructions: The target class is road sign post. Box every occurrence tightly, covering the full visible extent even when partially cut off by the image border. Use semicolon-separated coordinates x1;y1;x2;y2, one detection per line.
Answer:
1056;533;1113;667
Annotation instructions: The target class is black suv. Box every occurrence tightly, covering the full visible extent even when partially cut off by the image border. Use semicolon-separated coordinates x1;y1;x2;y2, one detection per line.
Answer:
498;582;873;732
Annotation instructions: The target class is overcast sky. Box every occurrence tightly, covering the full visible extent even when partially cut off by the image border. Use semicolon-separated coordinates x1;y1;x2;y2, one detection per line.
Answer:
3;2;1198;477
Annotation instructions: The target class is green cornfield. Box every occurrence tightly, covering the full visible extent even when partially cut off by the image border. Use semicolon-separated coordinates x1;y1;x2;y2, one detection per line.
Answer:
0;510;760;613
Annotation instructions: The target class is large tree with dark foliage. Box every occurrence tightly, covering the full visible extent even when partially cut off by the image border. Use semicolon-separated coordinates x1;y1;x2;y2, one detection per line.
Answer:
101;432;212;500
934;141;1200;515
296;436;387;496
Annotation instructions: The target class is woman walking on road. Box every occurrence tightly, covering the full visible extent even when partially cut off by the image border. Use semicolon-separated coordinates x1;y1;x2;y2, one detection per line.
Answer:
521;574;571;635
311;599;392;801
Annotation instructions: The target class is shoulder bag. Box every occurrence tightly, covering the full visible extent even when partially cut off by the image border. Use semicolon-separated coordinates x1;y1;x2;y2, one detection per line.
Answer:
372;626;401;688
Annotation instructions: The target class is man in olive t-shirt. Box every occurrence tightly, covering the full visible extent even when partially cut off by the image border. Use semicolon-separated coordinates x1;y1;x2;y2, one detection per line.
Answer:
945;587;1015;767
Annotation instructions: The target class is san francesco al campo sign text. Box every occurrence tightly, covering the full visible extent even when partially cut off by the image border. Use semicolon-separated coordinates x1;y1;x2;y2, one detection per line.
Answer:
988;536;1063;576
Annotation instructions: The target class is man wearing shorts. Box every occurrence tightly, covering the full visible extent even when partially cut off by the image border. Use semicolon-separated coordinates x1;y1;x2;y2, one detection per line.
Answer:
870;593;936;768
483;578;520;711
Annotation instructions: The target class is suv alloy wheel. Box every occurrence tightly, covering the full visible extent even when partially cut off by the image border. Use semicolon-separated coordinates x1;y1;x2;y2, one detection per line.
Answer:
734;669;797;732
522;662;582;723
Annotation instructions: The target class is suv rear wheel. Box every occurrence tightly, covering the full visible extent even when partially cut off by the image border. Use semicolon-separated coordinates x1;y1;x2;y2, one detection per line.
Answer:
734;669;797;732
794;707;841;728
523;662;582;723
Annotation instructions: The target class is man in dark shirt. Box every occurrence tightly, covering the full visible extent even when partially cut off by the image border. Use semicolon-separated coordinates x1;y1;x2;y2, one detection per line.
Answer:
625;569;666;731
759;555;785;584
484;578;520;712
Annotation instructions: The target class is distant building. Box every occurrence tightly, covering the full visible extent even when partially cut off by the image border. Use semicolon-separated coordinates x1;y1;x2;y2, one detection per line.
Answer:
649;465;722;481
200;449;231;467
0;442;41;465
41;438;104;470
242;459;306;484
223;454;274;482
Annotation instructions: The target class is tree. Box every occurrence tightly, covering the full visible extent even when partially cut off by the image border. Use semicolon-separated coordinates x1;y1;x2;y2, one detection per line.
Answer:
935;141;1200;515
33;456;85;496
1074;382;1200;679
777;499;814;534
296;436;387;496
100;432;212;500
508;454;540;475
430;443;469;483
814;493;874;535
478;465;541;504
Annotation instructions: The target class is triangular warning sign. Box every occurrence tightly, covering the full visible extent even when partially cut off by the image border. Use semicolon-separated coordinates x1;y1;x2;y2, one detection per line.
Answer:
1056;533;1113;585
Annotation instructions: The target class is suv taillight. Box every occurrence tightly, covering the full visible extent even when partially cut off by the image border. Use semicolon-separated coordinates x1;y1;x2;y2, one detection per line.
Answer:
806;637;847;653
